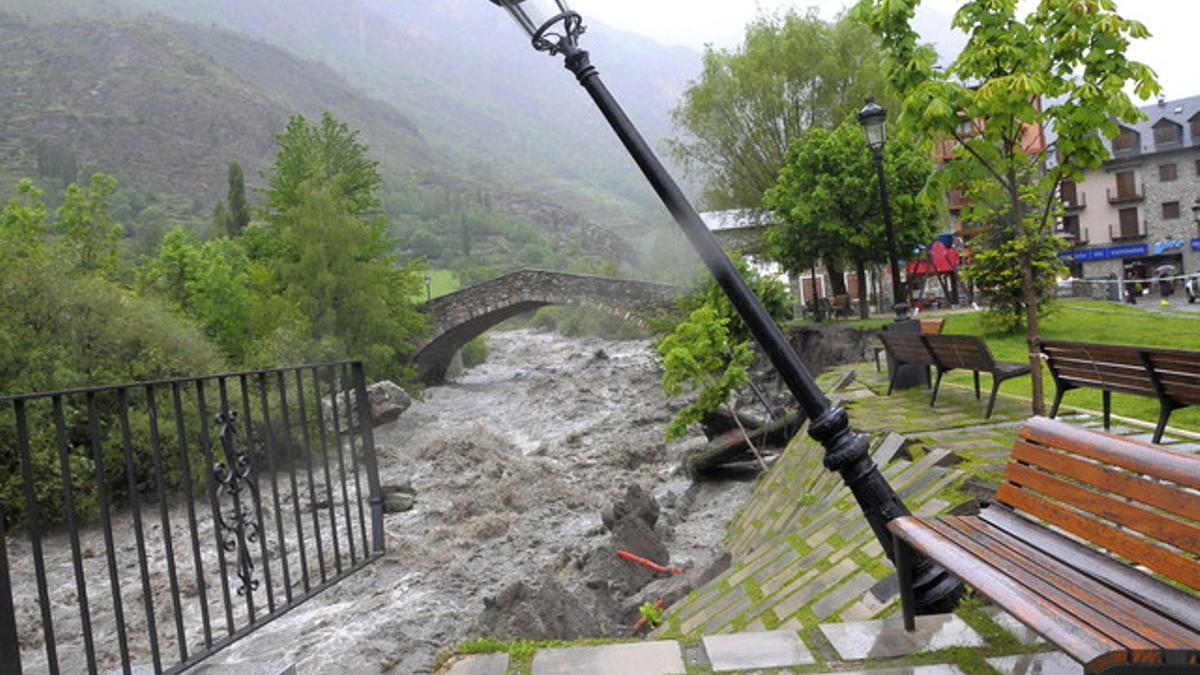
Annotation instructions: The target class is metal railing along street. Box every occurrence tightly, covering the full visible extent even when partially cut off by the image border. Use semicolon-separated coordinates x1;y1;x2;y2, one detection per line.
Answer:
0;361;385;674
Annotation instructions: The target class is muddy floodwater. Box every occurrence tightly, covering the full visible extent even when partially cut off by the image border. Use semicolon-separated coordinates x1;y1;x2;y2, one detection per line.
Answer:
11;329;756;674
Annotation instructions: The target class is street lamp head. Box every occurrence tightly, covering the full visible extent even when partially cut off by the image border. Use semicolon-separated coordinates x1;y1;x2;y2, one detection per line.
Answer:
858;97;888;152
488;0;585;55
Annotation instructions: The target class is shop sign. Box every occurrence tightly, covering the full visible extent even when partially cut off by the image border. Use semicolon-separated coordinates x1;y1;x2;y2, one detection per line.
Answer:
1059;244;1149;262
1152;239;1186;254
1192;238;1200;252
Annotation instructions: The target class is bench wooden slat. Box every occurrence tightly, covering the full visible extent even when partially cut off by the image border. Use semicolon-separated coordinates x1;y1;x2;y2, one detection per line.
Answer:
947;517;1200;650
1003;463;1200;556
1010;440;1200;525
890;516;1129;670
923;335;996;371
925;518;1181;656
980;508;1200;629
1020;417;1200;491
1049;363;1157;391
879;333;937;366
995;483;1200;589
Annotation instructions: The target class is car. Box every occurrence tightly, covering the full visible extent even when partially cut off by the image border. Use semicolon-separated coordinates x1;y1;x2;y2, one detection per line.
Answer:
1186;274;1199;304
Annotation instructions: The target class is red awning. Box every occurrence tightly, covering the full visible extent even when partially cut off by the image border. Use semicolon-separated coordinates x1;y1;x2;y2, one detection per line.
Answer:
906;241;962;277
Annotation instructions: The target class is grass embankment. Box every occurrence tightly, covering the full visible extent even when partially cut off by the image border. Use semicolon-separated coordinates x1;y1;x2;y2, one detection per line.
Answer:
413;269;461;302
937;300;1200;433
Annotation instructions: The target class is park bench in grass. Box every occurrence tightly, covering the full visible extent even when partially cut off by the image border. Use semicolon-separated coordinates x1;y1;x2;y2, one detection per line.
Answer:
878;332;937;392
922;334;1031;419
891;417;1200;673
1042;339;1200;444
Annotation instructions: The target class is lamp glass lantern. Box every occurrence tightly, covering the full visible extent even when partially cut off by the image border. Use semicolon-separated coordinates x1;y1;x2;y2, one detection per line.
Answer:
858;98;888;152
489;0;583;54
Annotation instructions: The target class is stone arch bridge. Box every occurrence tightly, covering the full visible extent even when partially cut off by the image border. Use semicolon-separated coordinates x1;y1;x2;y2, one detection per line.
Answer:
413;269;682;384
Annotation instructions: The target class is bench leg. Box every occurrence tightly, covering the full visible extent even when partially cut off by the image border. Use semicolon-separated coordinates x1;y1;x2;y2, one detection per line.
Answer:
1103;391;1112;430
1154;404;1172;444
887;362;900;396
892;535;917;632
985;377;1002;419
874;349;881;373
973;371;981;400
1049;386;1066;419
930;368;946;407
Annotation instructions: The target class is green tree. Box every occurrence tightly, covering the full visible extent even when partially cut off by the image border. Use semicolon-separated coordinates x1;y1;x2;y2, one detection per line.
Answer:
765;117;937;318
659;257;790;439
269;181;425;377
263;113;382;222
56;173;123;277
0;179;49;259
670;11;894;209
859;0;1159;413
226;160;251;236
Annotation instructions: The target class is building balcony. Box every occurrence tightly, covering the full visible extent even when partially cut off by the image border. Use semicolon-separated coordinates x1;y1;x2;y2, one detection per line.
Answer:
1107;184;1144;204
1056;226;1089;246
1063;192;1086;211
1109;221;1147;241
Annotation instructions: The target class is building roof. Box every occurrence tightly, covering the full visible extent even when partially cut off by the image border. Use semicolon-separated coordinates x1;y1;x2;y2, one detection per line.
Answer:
699;209;771;232
1107;94;1200;155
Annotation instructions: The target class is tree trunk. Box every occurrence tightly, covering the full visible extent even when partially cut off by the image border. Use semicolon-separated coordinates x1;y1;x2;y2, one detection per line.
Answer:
1008;170;1045;415
826;260;848;296
856;259;870;319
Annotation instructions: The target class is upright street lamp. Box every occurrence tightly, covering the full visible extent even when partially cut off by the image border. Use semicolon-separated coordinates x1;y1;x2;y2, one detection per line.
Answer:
858;99;909;319
424;274;433;302
485;0;960;612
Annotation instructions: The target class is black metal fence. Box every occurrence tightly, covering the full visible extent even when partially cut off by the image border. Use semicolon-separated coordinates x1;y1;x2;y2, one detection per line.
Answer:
0;361;385;674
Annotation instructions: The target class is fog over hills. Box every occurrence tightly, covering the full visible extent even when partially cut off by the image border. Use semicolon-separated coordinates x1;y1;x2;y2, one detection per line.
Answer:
6;0;704;237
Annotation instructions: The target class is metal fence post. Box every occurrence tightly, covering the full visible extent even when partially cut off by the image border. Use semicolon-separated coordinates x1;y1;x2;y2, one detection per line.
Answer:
0;511;22;674
351;362;386;555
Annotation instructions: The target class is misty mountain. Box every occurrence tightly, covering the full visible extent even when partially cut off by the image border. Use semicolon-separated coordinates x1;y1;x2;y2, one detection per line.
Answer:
8;0;704;234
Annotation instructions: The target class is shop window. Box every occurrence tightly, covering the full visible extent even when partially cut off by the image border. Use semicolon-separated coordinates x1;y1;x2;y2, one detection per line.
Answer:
1159;163;1178;182
1163;202;1181;220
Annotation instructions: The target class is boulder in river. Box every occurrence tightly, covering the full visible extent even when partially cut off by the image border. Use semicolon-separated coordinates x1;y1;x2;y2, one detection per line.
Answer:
321;380;412;432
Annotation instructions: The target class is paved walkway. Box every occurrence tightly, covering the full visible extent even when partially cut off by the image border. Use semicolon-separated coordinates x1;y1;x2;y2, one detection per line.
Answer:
436;365;1197;674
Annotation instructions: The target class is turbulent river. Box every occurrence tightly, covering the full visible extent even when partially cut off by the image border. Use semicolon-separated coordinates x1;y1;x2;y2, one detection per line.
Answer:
13;329;756;674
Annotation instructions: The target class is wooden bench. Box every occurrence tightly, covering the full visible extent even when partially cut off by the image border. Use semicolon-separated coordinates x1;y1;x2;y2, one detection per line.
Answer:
891;417;1200;673
1042;340;1200;444
879;332;937;392
873;319;945;371
922;334;1031;419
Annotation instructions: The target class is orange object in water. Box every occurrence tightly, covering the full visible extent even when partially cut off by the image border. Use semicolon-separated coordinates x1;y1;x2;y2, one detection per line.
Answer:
616;550;686;575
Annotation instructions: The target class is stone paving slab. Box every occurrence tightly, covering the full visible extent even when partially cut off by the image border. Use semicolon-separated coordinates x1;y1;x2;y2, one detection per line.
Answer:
440;653;510;675
702;631;816;672
819;614;984;660
987;651;1079;674
834;666;967;675
531;641;686;675
983;607;1044;646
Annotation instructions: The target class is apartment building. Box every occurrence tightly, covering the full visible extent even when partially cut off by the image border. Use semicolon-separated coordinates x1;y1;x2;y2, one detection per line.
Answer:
1059;95;1200;280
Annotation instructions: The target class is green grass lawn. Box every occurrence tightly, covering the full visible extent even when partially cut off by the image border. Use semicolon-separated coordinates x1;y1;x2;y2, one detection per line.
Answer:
413;269;461;302
938;300;1200;433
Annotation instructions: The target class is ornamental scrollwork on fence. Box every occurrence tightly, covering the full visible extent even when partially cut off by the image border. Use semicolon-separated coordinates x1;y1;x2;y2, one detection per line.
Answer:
213;410;260;598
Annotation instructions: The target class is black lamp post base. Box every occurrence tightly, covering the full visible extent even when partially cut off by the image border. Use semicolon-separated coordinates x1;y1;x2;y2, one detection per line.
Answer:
893;302;911;320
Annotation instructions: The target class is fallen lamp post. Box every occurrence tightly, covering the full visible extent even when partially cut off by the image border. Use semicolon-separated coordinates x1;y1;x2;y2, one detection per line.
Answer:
484;0;961;612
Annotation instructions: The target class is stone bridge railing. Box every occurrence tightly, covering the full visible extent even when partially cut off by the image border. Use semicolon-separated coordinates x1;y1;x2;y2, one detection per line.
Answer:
413;269;681;384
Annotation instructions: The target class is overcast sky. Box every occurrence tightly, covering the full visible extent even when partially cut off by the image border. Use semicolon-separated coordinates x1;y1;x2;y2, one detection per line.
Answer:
570;0;1196;105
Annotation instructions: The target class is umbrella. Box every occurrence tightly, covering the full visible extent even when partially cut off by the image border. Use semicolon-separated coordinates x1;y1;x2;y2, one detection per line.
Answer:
1155;264;1177;278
